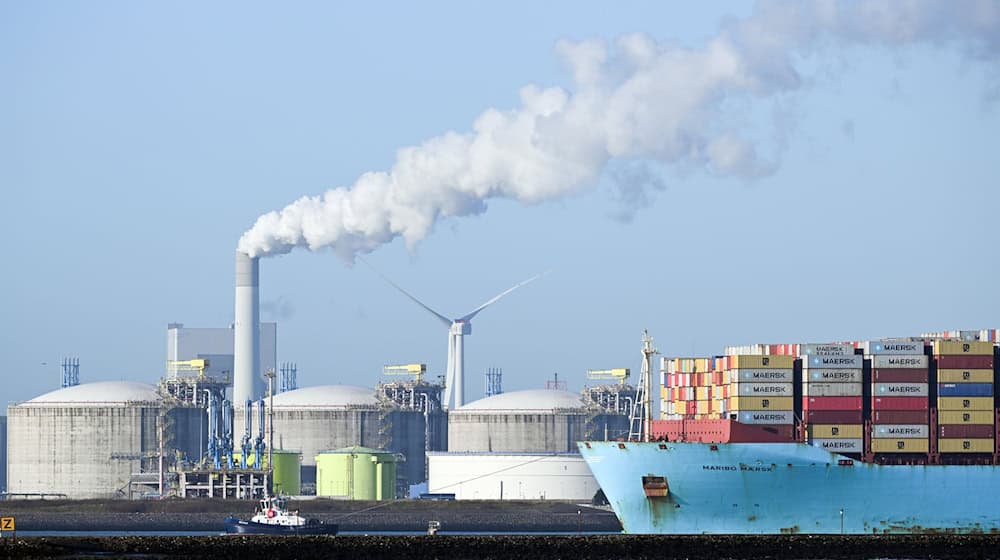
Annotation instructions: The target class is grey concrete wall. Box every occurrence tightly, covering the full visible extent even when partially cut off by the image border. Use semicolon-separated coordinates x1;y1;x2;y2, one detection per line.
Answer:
6;404;160;498
447;413;588;453
164;406;208;464
1;415;7;493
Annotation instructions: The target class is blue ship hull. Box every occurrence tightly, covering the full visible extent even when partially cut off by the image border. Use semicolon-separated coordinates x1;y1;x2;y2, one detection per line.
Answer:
578;441;1000;534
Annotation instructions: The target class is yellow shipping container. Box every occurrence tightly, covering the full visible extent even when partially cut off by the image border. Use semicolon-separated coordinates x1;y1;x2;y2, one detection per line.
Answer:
660;387;671;401
728;355;795;369
695;386;712;401
937;410;995;424
710;399;724;414
807;424;863;439
937;397;994;411
933;340;995;356
938;438;995;453
696;401;711;415
728;396;793;411
871;439;930;453
937;369;995;383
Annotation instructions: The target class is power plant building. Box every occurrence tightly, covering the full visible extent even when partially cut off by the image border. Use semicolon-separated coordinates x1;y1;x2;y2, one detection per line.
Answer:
6;381;204;499
166;322;276;387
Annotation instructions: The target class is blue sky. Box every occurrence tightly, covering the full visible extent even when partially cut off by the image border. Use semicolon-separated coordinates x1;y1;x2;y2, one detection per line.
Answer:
3;1;998;408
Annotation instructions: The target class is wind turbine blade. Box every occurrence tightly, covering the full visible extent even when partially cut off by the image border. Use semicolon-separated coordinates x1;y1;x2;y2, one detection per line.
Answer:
459;270;549;322
359;257;452;327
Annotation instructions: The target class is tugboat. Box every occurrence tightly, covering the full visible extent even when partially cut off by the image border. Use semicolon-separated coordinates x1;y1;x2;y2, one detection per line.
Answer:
224;495;338;535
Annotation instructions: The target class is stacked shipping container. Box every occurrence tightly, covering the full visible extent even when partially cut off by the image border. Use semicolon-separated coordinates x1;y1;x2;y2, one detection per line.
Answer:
869;341;930;454
921;329;1000;342
657;331;999;464
725;354;795;426
660;357;714;418
802;347;863;454
934;340;996;454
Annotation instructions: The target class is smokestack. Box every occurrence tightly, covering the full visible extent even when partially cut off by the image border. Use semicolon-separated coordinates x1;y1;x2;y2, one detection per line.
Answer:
234;251;260;404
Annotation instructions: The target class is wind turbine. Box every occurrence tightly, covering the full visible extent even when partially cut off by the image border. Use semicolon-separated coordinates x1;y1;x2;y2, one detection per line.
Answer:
362;260;545;410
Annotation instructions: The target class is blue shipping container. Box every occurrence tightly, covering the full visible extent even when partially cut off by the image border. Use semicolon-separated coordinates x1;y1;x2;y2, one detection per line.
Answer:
937;383;994;397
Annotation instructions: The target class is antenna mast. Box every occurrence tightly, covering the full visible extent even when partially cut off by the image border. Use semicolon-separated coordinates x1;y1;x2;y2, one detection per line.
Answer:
628;330;658;442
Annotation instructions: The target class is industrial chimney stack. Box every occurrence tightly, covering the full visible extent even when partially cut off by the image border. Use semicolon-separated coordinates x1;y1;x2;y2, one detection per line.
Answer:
234;251;261;404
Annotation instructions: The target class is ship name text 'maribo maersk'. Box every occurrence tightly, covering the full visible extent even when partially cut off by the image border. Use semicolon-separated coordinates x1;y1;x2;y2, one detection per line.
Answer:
579;330;1000;534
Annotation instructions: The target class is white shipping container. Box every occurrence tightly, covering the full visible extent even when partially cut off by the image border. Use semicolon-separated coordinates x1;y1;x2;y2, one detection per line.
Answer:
805;355;863;369
869;341;925;355
733;382;793;397
724;344;767;355
800;343;854;356
802;382;863;397
733;369;794;382
811;439;863;453
874;383;929;397
872;355;929;369
738;410;794;425
807;369;863;383
873;424;929;439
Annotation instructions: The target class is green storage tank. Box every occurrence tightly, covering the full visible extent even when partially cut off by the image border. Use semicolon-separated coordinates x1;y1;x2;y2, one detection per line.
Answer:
315;446;397;500
231;450;302;495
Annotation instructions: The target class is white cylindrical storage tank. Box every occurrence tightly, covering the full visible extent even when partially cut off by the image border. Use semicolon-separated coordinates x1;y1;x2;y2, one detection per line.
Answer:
7;382;162;499
448;389;590;453
427;452;599;500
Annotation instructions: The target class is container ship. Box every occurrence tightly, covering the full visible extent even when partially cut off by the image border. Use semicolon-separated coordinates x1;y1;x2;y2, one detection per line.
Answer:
579;329;1000;534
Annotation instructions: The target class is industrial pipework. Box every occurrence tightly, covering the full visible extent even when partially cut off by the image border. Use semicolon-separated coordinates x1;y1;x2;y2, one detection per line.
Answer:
241;399;253;468
254;397;265;468
207;392;221;469
223;399;234;469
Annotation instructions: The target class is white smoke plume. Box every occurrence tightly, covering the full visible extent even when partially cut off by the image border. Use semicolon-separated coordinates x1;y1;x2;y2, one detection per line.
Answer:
238;0;999;260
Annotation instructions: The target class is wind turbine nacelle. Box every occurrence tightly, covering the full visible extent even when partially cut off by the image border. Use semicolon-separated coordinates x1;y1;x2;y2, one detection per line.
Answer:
451;321;471;336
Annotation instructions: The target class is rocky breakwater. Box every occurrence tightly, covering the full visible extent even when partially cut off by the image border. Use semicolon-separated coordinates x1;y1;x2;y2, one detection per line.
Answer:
4;534;1000;559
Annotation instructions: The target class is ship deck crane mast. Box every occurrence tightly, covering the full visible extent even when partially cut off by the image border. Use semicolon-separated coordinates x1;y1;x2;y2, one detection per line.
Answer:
628;331;658;442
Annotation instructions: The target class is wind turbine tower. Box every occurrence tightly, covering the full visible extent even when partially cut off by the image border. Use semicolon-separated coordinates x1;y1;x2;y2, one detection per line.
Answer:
364;262;544;411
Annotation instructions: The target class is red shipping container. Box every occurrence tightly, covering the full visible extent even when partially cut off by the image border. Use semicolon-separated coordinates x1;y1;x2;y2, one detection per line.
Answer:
936;355;994;369
872;410;928;424
802;396;863;411
938;424;996;438
805;410;864;424
686;401;697;414
871;396;929;410
872;369;929;383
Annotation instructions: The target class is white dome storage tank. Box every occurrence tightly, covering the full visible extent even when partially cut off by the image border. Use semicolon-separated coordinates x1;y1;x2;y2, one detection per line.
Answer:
448;389;595;452
6;381;203;499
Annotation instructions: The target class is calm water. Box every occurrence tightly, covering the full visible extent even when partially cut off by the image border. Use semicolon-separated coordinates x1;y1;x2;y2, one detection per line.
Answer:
10;530;620;537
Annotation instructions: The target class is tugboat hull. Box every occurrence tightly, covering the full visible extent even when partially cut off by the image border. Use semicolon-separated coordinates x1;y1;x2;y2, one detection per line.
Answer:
224;516;338;535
